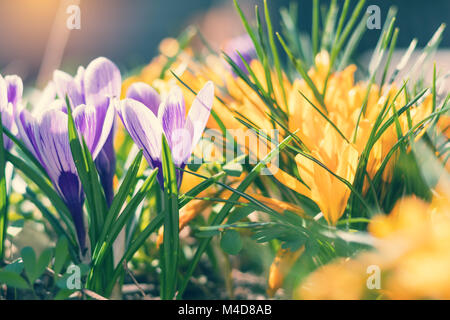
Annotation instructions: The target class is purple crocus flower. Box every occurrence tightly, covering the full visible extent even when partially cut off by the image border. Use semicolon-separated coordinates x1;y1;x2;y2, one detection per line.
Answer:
0;74;23;149
223;34;257;76
117;81;214;188
16;100;115;252
53;57;121;205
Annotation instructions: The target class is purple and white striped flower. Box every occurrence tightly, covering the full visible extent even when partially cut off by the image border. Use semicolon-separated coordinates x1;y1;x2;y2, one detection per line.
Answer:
0;74;23;149
14;57;119;251
117;81;214;188
16;100;115;251
52;57;121;205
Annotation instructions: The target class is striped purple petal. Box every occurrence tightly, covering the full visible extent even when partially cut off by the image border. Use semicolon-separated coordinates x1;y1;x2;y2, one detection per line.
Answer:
117;98;164;168
185;81;214;156
84;57;121;110
18;108;87;250
72;99;115;160
53;69;85;107
126;82;161;115
4;75;23;110
1;75;21;149
158;86;192;166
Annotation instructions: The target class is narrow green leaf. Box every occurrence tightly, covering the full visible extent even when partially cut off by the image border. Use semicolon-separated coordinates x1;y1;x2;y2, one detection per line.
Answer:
93;150;143;258
23;189;78;259
298;90;349;143
312;0;319;57
388;38;417;84
264;0;288;109
161;135;179;300
379;27;399;91
91;168;158;270
228;206;256;224
320;0;338;52
5;151;76;241
277;32;327;112
105;213;164;297
0;113;7;263
67;96;108;245
223;162;243;177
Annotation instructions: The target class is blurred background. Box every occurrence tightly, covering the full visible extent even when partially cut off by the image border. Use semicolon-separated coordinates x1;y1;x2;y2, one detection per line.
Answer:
0;0;449;88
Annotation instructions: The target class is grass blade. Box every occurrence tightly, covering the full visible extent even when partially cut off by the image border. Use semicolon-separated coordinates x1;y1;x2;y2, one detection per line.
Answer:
160;135;179;300
0;114;7;264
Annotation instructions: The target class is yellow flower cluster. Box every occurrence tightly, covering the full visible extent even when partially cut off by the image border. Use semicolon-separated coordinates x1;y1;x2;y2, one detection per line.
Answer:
295;178;450;300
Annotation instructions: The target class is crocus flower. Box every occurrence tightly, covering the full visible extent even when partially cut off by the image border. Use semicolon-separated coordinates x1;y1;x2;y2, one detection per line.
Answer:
16;100;114;252
52;57;121;205
223;34;256;76
117;81;214;188
0;74;23;149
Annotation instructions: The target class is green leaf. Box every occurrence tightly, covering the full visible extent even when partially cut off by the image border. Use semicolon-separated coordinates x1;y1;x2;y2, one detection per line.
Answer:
0;113;7;263
0;271;30;289
36;248;53;281
5;151;77;243
105;213;164;297
23;189;78;259
4;259;24;274
277;33;327;112
90;168;158;277
264;0;287;109
220;230;243;255
312;0;319;57
227;206;256;224
320;0;338;53
54;237;69;276
223;162;243;177
21;246;37;283
54;288;75;300
160;135;179;300
194;229;221;238
93;150;143;260
67;96;108;245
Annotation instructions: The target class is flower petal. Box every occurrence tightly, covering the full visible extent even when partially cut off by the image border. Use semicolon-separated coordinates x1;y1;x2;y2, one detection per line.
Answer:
117;98;164;167
185;81;214;155
158;85;191;165
72;99;115;160
36;109;76;186
84;57;121;109
34;82;57;112
16;109;42;163
53;70;85;106
126;82;161;115
4;75;23;109
58;171;85;249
